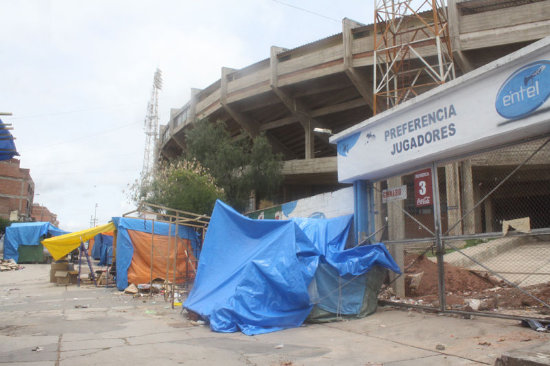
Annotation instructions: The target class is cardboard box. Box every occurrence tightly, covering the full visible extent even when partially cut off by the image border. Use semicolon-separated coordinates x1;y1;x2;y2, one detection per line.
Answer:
50;262;69;283
55;270;70;285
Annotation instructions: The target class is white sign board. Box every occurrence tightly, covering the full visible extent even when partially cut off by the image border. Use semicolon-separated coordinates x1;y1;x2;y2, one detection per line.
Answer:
382;185;407;203
331;37;550;183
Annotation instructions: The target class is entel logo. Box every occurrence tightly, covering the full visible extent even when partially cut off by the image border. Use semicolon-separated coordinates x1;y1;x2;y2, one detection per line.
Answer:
495;61;550;119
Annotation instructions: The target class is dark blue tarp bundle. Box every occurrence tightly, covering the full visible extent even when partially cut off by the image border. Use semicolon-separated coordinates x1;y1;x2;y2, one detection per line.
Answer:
99;235;113;266
113;217;201;290
184;200;401;335
0;118;18;161
92;233;113;265
91;234;103;260
4;222;67;262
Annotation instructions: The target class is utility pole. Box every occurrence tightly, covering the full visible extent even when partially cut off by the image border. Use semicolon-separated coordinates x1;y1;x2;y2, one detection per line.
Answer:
93;203;98;227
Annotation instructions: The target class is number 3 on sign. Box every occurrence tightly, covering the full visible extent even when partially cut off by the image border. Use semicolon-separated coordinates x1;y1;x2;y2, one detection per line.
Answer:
418;180;426;195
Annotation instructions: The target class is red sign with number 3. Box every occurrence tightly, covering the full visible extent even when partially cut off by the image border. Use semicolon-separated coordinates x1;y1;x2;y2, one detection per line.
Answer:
414;168;433;207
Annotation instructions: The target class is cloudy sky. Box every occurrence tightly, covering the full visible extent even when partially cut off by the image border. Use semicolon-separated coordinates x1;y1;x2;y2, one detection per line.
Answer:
0;0;373;232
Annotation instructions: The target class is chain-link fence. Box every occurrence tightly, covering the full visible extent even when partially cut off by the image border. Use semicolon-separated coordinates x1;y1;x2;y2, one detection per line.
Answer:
377;136;550;320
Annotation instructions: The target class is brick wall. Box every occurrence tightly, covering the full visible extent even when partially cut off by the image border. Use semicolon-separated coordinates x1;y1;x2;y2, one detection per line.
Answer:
0;159;34;221
31;204;59;227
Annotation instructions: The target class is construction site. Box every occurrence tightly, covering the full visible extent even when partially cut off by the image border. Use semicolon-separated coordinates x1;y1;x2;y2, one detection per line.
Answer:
2;0;550;365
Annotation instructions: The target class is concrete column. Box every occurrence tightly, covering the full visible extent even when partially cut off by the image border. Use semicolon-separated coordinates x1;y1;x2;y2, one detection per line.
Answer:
190;88;201;123
343;18;378;112
448;0;473;73
387;175;405;298
445;162;462;236
304;119;314;160
460;159;476;234
220;67;235;105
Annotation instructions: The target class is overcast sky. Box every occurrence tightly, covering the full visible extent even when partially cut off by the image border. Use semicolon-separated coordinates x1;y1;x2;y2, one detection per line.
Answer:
0;0;374;232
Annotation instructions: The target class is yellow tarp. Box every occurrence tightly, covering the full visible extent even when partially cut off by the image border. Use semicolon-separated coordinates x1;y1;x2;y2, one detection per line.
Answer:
42;222;116;261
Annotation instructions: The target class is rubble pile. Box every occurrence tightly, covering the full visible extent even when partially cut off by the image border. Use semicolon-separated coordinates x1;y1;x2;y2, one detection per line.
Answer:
0;259;24;271
380;253;550;315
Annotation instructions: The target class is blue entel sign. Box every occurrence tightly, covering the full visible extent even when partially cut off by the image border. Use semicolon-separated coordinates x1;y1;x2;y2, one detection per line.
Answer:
331;37;550;183
495;60;550;119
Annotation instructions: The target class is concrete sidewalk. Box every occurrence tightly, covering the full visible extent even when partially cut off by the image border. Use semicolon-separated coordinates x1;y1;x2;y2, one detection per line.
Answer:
1;264;549;365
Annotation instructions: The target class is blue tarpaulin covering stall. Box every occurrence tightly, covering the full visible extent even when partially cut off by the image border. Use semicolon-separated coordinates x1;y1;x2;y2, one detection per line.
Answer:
184;200;401;335
113;217;201;291
4;222;67;263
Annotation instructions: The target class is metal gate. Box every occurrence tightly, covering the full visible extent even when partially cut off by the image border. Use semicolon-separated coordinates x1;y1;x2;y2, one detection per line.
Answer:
377;135;550;321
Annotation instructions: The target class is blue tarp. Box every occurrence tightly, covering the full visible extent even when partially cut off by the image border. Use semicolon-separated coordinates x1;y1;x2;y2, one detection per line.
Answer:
99;235;113;266
184;200;401;335
0;118;18;161
91;233;113;265
113;217;201;290
4;222;67;262
91;234;103;260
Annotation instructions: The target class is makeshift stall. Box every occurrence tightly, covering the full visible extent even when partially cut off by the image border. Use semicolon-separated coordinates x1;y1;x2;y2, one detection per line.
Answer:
42;222;116;286
4;222;67;263
118;202;209;306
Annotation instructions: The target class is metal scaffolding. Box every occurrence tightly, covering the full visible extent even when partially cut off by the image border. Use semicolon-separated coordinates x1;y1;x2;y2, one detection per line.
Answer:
123;202;210;308
373;0;455;114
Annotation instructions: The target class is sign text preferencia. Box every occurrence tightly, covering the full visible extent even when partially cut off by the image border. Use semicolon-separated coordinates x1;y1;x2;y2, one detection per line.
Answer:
384;104;457;156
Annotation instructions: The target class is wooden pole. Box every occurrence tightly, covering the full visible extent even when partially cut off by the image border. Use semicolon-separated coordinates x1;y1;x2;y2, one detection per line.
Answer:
149;220;155;297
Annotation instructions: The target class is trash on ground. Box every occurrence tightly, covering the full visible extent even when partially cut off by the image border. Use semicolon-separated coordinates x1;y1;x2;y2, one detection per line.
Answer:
124;284;138;294
1;259;24;271
521;319;550;333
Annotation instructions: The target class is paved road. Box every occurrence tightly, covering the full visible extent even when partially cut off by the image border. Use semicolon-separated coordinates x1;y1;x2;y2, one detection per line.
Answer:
1;264;549;365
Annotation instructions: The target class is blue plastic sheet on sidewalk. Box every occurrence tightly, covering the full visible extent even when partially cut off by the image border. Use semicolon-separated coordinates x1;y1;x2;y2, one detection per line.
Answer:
184;200;401;335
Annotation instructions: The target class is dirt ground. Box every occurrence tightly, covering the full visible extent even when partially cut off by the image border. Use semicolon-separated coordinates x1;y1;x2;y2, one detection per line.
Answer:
380;254;550;316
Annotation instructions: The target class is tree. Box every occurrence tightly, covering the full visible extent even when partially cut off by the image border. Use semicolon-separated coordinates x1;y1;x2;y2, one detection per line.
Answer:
130;159;224;215
185;119;283;211
0;217;11;235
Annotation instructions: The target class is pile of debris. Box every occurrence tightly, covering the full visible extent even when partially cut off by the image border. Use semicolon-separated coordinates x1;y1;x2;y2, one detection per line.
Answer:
124;283;163;295
380;253;550;315
0;259;24;271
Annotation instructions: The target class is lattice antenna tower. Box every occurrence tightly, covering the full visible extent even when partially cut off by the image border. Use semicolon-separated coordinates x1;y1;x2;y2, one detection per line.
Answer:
142;68;163;184
373;0;454;114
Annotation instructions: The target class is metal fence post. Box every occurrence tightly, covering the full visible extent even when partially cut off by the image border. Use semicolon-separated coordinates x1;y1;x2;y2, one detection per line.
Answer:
431;162;446;311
